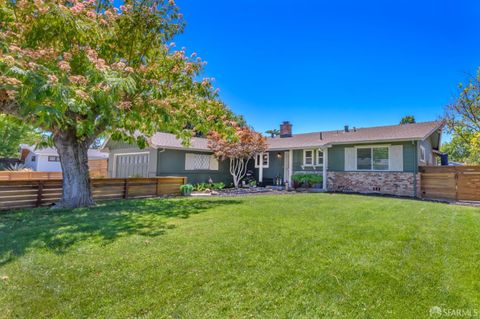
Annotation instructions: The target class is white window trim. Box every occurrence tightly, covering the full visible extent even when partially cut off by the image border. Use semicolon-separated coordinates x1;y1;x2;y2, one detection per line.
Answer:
419;145;426;163
316;149;324;167
255;152;269;168
354;145;390;172
303;149;315;167
112;151;150;178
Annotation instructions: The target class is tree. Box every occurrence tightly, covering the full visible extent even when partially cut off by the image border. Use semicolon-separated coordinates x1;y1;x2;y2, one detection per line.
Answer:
265;129;280;138
444;70;480;164
208;127;267;188
440;135;471;164
400;115;416;124
0;114;40;157
0;0;235;208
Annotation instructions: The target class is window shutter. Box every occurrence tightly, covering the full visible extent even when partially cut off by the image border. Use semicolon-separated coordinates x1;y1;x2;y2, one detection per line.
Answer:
344;148;356;171
209;155;219;171
389;145;403;171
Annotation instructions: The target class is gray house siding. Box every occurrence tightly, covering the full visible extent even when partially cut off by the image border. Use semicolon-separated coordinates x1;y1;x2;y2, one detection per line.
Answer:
418;135;437;166
327;141;418;173
106;142;157;177
291;149;323;175
157;149;233;185
254;151;285;182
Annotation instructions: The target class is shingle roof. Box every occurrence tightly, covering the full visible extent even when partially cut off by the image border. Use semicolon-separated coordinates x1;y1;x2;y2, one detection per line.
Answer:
267;121;444;150
148;132;210;151
120;121;443;151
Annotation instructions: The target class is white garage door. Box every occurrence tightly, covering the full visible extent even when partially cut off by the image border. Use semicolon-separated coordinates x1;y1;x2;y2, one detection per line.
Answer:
115;153;149;178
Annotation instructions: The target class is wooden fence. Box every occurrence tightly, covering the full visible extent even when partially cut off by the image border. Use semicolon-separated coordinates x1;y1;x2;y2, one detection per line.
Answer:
0;176;187;210
0;159;108;180
420;166;480;201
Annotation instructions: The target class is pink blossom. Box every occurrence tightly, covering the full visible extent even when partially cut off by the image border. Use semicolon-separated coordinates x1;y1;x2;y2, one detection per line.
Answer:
68;75;87;85
58;61;71;72
86;11;96;18
47;74;58;83
0;76;22;86
8;45;21;53
75;89;89;100
118;101;132;109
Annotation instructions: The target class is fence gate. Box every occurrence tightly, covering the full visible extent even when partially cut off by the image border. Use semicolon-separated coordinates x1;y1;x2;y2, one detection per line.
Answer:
115;153;149;178
420;166;480;201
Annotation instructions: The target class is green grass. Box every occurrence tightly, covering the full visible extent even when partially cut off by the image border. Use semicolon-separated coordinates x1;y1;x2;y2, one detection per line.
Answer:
1;194;479;318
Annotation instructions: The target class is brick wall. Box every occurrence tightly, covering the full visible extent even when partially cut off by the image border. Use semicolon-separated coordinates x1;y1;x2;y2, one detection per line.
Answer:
327;171;421;197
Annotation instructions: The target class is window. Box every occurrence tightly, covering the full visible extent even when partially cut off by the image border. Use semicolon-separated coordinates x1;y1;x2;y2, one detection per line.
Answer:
255;153;269;168
317;150;324;166
373;147;389;170
420;145;426;163
356;147;389;171
31;155;36;162
185;153;218;170
357;148;372;170
48;156;60;162
303;150;314;166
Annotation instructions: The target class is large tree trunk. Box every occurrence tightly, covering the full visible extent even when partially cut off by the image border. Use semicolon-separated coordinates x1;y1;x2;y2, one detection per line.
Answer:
53;131;95;209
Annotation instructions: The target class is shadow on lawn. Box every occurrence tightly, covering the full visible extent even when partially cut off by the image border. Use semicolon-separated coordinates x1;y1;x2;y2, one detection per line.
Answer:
0;197;240;265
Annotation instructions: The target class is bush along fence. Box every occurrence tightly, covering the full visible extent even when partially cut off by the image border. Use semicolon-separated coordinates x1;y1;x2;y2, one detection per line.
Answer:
0;176;187;210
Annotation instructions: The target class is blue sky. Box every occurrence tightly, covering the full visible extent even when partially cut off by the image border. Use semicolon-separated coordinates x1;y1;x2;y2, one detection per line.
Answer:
122;0;480;135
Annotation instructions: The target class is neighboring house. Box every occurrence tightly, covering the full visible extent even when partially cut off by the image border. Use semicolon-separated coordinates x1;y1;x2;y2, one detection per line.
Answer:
20;145;109;176
102;120;444;197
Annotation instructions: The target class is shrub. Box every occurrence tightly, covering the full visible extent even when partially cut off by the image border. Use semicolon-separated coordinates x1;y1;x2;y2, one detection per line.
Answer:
193;183;209;191
292;173;323;188
180;184;194;195
211;182;225;190
193;182;225;191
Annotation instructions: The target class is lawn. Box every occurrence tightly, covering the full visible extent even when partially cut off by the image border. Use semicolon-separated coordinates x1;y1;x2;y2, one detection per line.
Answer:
0;194;479;318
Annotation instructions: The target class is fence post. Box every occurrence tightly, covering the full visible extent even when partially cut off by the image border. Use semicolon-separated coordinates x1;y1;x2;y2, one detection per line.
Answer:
36;181;44;207
124;179;129;199
156;178;161;197
455;169;459;201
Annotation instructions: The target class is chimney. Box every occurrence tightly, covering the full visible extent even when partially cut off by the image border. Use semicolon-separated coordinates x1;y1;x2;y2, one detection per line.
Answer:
280;121;292;138
344;125;349;133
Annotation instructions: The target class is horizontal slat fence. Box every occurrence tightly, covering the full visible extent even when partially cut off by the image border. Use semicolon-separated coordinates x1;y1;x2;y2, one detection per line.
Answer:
420;166;480;201
0;176;187;210
0;159;108;180
0;171;62;181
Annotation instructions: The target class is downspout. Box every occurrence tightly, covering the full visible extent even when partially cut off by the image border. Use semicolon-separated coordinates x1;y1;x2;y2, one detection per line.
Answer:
412;140;417;198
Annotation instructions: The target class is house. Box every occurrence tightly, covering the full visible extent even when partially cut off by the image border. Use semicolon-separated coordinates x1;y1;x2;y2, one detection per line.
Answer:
20;145;109;176
102;120;444;197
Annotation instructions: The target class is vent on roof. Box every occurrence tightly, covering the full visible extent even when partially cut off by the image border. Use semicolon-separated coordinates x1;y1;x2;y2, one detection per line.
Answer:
344;125;349;133
319;132;323;140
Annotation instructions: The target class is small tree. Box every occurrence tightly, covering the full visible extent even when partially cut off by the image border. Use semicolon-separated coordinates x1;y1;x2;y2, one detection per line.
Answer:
0;114;40;157
444;70;480;164
208;127;267;188
265;129;280;138
0;0;235;208
400;115;416;124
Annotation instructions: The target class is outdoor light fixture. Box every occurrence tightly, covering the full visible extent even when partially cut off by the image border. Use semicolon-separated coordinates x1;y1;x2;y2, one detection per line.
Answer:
277;152;283;159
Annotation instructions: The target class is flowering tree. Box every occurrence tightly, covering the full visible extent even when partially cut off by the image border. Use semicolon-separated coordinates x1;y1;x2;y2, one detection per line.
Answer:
0;0;235;208
208;127;267;188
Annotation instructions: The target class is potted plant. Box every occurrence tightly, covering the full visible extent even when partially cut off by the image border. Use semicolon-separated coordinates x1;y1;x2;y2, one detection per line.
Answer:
180;184;194;196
